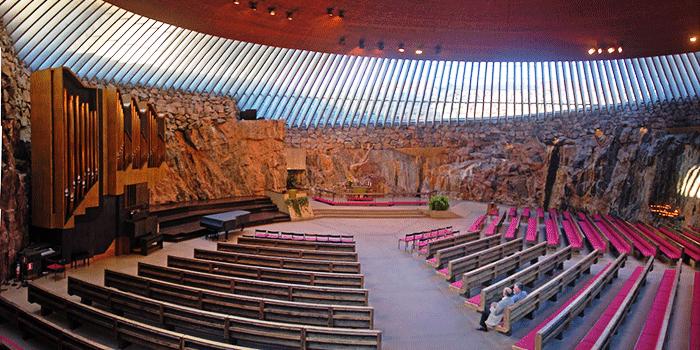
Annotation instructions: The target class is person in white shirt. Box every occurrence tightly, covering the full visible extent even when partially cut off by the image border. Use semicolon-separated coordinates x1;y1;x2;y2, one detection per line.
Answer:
477;287;514;331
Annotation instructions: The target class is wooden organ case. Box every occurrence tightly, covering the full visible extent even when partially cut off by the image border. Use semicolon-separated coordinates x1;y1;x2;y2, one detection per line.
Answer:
31;67;166;261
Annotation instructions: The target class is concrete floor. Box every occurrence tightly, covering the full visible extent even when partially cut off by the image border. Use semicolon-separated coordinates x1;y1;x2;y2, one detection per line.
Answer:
0;200;696;350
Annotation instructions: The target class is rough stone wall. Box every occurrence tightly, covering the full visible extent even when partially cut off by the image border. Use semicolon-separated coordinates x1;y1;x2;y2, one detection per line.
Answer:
288;100;700;226
1;22;31;280
92;84;288;204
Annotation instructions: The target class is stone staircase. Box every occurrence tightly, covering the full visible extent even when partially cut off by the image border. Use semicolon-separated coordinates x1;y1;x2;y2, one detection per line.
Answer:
313;208;428;219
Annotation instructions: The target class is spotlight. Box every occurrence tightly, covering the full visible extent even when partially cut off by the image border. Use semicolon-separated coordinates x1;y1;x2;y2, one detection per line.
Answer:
233;0;239;4
359;38;365;49
338;10;344;18
607;47;615;54
249;1;256;10
588;48;596;55
691;37;698;42
617;47;623;53
435;45;441;54
327;7;334;16
415;48;423;55
268;7;275;15
339;36;346;46
286;11;293;20
597;48;602;54
377;41;384;50
398;43;405;53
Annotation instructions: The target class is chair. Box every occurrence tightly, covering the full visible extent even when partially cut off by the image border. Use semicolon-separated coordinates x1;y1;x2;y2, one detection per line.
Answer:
46;259;66;281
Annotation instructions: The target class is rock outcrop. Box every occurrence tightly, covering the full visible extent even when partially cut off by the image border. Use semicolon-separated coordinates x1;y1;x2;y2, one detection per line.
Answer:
1;23;31;280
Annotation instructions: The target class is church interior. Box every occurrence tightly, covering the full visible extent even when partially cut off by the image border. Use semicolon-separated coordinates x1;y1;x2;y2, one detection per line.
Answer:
0;0;699;349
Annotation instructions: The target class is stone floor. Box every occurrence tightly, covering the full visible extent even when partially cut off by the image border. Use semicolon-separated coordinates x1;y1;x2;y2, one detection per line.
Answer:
0;200;695;350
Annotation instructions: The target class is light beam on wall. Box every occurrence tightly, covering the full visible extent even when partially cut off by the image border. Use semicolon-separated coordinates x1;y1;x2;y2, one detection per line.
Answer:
679;165;700;198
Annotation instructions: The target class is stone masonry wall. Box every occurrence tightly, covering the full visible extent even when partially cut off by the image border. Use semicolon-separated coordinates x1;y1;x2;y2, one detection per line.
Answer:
1;21;31;281
288;100;700;226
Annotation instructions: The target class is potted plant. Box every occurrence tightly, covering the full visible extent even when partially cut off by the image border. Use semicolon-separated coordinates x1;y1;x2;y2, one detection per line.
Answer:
427;195;451;218
287;173;299;198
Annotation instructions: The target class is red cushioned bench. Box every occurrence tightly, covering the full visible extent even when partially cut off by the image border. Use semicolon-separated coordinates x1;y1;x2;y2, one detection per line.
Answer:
254;229;354;243
690;272;700;350
509;207;518;217
594;220;632;255
545;219;559;248
578;219;607;251
526;218;539;243
512;260;616;350
657;226;700;266
633;263;681;350
575;258;654;350
505;216;520;239
549;209;559;222
562;220;583;250
484;214;505;236
468;215;487;232
611;219;656;257
635;223;682;261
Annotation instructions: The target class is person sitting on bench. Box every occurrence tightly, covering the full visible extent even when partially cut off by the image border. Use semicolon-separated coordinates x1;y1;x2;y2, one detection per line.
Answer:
477;287;514;332
512;282;527;303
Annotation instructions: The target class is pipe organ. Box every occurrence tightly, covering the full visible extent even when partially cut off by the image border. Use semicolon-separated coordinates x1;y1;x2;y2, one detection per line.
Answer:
31;67;165;258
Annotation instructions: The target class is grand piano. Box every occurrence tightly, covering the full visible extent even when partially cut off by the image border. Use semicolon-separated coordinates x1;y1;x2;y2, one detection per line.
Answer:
199;210;251;240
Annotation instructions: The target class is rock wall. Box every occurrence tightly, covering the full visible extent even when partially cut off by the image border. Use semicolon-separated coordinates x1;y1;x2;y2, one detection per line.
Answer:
95;84;288;204
1;22;31;280
288;100;700;226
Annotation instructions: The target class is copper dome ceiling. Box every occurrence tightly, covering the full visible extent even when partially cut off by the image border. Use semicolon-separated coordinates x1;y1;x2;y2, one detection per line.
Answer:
104;0;699;61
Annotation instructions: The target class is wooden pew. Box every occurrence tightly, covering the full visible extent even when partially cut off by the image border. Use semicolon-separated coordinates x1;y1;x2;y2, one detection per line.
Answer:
525;218;539;244
194;248;361;274
467;215;488;232
491;249;601;335
138;263;369;306
252;229;354;242
426;234;501;268
29;283;382;350
545;219;559;249
516;254;628;350
237;236;356;252
658;224;700;268
98;273;374;329
484;213;506;236
168;255;364;288
0;296;112;350
635;222;683;264
505;216;521;239
417;230;482;257
633;262;681;350
690;272;700;350
465;246;574;312
575;213;608;252
413;230;461;254
25;284;255;350
218;242;358;262
574;257;654;350
562;219;584;252
409;227;454;250
452;242;548;295
437;238;523;281
610;218;657;259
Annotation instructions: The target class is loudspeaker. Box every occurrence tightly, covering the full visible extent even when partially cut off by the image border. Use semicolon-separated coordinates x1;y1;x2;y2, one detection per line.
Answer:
240;109;257;120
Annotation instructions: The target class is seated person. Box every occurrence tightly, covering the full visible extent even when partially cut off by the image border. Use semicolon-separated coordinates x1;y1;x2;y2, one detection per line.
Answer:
512;282;527;303
477;287;514;332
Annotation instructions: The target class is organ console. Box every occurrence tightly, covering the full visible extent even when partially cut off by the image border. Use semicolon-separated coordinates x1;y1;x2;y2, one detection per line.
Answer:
30;67;166;259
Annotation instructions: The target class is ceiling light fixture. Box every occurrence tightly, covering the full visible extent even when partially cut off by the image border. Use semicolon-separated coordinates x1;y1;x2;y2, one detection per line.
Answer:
607;47;615;54
359;38;365;49
597;48;602;54
286;11;293;20
588;48;595;55
233;0;239;4
338;10;345;18
339;36;346;46
435;45;441;54
691;37;698;42
398;43;405;53
327;7;334;17
377;41;384;50
415;48;423;55
617;47;623;53
249;1;257;10
268;7;275;15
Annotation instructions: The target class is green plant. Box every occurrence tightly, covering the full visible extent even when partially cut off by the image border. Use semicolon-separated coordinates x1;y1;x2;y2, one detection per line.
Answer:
287;174;299;189
428;195;450;211
285;196;309;217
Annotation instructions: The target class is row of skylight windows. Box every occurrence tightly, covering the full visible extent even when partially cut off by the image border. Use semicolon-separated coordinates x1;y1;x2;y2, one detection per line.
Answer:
2;0;699;127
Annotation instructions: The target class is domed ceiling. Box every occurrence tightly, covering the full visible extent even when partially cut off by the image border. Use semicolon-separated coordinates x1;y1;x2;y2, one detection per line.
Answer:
105;0;699;61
